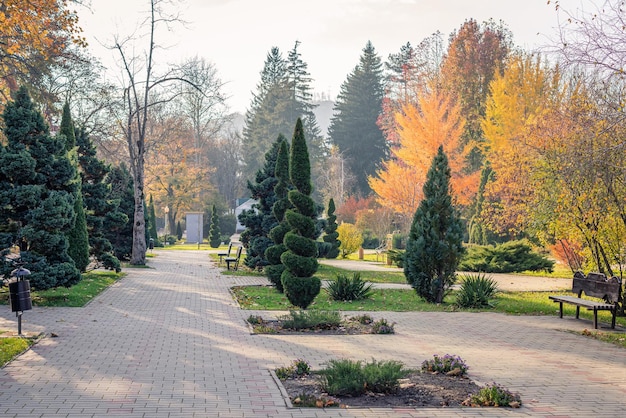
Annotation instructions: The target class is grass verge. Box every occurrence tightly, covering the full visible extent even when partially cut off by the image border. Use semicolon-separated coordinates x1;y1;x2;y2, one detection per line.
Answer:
232;285;453;312
0;333;39;367
0;270;124;308
577;329;626;349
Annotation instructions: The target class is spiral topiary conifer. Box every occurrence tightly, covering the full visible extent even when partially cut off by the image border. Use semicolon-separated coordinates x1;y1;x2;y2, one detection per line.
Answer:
264;138;291;292
280;118;320;309
323;198;340;258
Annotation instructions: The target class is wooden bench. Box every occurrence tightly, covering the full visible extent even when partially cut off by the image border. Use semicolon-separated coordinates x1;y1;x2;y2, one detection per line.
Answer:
217;243;232;266
225;246;242;271
549;271;621;329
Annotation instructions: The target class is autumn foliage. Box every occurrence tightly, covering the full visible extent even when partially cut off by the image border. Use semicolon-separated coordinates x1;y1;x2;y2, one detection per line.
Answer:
0;0;85;98
370;89;479;222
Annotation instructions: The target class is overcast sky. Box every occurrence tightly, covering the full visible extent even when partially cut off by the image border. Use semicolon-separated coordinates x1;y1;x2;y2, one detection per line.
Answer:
77;0;582;114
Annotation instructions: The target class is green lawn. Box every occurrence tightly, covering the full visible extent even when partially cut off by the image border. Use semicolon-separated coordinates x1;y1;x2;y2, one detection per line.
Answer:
317;264;406;284
231;285;626;330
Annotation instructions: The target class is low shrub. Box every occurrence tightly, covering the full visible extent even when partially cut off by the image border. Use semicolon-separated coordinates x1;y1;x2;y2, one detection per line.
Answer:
351;314;373;324
276;358;311;379
291;393;339;408
467;383;522;407
326;272;373;301
371;318;395;334
455;273;499;308
316;241;333;258
246;314;264;325
421;354;469;376
459;240;554;273
278;310;342;330
386;249;405;268
320;358;410;396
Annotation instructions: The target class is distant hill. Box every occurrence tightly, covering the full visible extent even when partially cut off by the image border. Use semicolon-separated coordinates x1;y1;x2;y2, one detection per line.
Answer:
228;100;335;138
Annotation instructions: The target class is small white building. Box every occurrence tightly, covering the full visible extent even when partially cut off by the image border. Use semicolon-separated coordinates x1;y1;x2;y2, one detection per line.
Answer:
234;198;257;232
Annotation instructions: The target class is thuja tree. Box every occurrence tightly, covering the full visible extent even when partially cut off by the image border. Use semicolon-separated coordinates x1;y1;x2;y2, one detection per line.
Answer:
0;87;81;290
60;103;90;272
209;204;221;247
323;198;340;258
238;136;284;269
76;128;122;271
265;138;291;292
404;145;464;303
103;164;133;261
147;194;158;243
280;118;320;309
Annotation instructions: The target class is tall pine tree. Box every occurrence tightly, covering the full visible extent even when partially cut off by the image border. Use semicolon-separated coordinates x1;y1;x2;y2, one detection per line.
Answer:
0;87;80;289
280;118;320;309
404;146;464;303
243;43;324;184
60;103;90;272
328;41;387;197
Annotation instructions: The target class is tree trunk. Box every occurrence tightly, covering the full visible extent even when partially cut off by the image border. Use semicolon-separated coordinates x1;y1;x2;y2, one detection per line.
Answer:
130;154;146;265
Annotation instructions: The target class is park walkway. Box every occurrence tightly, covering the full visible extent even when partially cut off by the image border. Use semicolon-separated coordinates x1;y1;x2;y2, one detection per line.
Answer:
0;250;625;417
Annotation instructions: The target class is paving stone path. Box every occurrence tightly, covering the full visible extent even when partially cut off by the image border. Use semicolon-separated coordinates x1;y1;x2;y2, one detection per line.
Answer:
0;250;625;417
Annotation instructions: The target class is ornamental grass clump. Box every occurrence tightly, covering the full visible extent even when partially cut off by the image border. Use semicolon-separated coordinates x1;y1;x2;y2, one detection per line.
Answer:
320;359;410;396
455;273;499;308
326;272;373;301
421;354;469;376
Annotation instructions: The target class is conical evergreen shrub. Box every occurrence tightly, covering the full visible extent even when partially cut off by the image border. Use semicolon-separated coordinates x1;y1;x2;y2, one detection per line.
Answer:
404;146;464;303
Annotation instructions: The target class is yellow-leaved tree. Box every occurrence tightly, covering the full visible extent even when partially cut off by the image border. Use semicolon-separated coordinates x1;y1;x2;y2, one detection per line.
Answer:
337;222;363;258
479;53;561;239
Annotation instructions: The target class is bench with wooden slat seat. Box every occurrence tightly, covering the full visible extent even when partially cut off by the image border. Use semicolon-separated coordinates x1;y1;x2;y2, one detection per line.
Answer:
549;271;621;329
225;246;242;271
217;243;232;266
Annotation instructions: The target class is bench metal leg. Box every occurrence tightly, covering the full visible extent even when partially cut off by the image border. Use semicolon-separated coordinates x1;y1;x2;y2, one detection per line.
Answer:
558;302;563;318
611;310;616;329
575;306;580;319
593;308;598;329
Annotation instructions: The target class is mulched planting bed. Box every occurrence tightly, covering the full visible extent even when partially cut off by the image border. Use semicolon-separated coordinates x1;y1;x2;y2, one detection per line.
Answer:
277;370;482;408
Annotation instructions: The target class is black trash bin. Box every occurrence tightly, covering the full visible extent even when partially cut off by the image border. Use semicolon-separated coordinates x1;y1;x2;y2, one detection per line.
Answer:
9;280;32;312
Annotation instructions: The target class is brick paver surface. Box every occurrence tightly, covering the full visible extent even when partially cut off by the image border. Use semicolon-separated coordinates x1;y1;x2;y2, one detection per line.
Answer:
1;250;625;417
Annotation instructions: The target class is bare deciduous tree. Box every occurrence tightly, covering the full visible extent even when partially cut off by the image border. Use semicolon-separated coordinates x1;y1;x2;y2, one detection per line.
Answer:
112;0;192;264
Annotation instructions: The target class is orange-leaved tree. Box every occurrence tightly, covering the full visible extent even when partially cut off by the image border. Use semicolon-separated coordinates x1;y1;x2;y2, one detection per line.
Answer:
370;88;478;227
